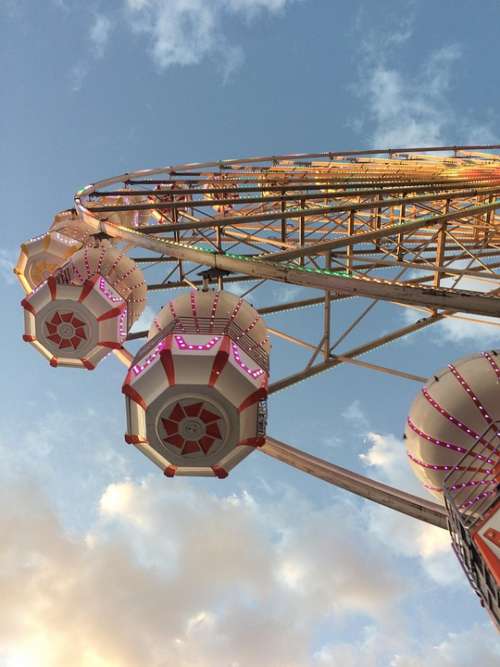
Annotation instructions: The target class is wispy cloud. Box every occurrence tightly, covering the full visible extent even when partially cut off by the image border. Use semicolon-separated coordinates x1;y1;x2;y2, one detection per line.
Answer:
401;261;500;345
71;12;113;91
352;6;496;148
364;45;461;148
89;13;112;58
129;303;155;333
0;248;17;285
0;477;407;666
391;623;500;666
124;0;295;78
360;431;461;585
342;399;369;431
314;623;499;667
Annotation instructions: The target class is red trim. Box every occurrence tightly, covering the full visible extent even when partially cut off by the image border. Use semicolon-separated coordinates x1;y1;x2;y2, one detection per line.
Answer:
125;433;147;444
97;306;125;322
81;358;95;370
79;277;97;303
239;387;267;412
122;383;147;410
211;465;228;479
47;275;57;300
22;334;36;342
21;298;35;314
208;336;230;386
123;367;134;386
473;533;500;586
237;436;265;447
164;465;177;477
160;342;176;386
473;498;500;533
484;528;500;549
99;341;123;349
49;356;58;367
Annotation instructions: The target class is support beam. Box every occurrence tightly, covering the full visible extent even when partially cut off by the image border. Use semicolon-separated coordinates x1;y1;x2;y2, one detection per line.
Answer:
260;196;500;263
111;184;500;235
262;437;448;529
269;314;442;393
101;222;500;318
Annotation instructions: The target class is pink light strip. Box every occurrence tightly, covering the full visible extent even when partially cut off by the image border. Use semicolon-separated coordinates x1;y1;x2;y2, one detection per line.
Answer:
421;387;495;451
209;291;220;331
448;363;493;424
407;418;495;463
483;351;500;381
459;489;496;509
118;308;127;340
84;248;91;277
450;478;494;491
406;451;493;474
225;298;244;331
169;301;184;332
190;291;200;333
98;277;122;304
231;342;264;379
175;335;220;351
96;246;106;274
236;314;260;341
131;339;167;376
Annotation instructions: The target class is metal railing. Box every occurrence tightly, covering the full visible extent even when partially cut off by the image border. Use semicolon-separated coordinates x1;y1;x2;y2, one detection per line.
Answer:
443;421;500;629
131;317;269;374
156;317;269;371
444;422;500;530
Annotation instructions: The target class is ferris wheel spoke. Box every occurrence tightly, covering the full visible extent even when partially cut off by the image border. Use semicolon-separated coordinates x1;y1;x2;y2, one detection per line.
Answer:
261;437;448;530
98;223;500;317
259;197;500;265
268;314;442;394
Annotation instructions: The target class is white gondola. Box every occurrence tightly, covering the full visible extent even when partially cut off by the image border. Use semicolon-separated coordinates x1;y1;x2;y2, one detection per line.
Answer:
21;241;146;369
123;289;270;477
405;351;500;502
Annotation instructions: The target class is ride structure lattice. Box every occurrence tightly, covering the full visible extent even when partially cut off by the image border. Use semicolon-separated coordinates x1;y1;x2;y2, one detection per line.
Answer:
17;144;500;626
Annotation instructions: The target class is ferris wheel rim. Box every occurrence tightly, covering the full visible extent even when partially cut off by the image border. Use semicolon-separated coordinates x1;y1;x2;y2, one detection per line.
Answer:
74;142;500;202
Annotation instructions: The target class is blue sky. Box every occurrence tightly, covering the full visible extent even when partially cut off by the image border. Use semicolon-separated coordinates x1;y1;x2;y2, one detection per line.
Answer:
2;0;500;665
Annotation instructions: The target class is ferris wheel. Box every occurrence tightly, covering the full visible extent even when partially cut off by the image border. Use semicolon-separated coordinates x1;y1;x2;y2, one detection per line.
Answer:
16;144;500;628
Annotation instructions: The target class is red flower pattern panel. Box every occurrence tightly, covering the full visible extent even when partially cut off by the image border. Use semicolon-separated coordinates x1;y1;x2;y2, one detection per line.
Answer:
161;401;223;456
45;311;87;350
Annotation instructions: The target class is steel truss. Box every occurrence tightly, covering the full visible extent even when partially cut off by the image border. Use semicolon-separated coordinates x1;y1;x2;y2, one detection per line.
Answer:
73;145;500;525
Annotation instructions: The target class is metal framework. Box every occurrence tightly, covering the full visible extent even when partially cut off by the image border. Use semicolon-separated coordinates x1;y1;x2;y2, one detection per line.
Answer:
72;144;500;526
444;423;500;627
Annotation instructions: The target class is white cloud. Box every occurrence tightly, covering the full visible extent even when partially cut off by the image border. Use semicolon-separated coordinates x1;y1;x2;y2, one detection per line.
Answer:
353;9;494;149
437;314;500;345
365;45;461;148
360;432;419;493
0;248;17;285
124;0;295;75
401;262;500;345
271;282;305;303
71;12;113;90
391;624;500;667
129;303;155;332
90;14;112;58
314;623;500;667
70;61;89;92
342;399;369;430
360;431;461;585
0;475;411;667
